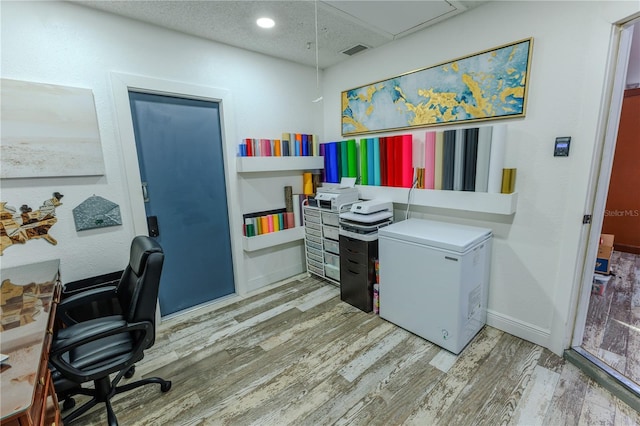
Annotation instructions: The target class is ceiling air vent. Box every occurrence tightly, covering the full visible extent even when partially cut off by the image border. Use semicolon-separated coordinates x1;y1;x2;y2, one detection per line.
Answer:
342;44;368;56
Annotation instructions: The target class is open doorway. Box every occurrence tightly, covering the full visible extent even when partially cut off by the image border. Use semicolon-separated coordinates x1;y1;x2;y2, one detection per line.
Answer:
581;85;640;385
570;18;640;401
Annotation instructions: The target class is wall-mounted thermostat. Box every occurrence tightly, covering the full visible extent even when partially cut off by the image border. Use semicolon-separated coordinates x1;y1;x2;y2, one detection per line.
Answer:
554;137;571;157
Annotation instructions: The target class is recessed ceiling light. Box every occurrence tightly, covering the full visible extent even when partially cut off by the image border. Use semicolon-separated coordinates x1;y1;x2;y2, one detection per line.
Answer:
256;17;275;29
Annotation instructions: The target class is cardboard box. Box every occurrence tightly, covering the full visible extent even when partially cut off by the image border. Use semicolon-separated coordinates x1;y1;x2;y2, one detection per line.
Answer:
592;274;612;296
595;234;614;274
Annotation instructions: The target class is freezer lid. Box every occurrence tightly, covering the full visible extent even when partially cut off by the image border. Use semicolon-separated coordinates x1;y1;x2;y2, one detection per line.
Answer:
377;218;492;252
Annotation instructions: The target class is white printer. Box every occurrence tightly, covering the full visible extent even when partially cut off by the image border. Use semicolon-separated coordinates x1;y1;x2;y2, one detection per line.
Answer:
339;199;393;241
313;183;359;212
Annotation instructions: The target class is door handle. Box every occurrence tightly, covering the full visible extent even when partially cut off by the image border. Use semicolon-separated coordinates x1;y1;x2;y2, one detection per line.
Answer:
142;182;149;202
147;216;160;237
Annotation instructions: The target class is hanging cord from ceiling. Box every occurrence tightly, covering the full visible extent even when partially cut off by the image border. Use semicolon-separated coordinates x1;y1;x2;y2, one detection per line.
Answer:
312;0;323;103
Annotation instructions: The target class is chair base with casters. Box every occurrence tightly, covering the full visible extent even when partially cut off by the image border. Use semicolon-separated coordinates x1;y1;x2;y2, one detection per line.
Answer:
54;364;171;425
50;236;171;426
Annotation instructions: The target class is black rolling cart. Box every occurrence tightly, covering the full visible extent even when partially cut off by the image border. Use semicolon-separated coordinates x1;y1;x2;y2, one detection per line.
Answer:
338;200;393;313
339;234;379;312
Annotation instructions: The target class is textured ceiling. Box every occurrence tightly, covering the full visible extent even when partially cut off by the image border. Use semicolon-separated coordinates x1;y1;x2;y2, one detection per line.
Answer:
71;1;485;69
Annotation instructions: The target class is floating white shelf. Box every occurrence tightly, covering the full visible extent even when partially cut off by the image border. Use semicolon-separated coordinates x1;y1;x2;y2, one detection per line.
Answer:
356;185;518;215
242;226;305;252
236;156;324;173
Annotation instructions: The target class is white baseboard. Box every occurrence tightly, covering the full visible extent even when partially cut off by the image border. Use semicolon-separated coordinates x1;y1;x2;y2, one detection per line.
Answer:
486;309;551;349
246;262;306;293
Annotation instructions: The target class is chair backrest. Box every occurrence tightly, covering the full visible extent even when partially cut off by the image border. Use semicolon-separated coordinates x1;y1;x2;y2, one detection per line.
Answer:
115;236;164;346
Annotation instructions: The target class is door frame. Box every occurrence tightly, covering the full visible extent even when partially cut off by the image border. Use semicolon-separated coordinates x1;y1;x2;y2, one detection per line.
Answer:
568;20;637;349
110;72;246;317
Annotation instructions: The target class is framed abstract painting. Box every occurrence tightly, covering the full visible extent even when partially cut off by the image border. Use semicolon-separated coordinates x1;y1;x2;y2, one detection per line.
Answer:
341;38;533;136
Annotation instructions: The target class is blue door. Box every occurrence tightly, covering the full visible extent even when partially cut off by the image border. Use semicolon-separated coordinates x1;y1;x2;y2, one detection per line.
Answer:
129;92;235;316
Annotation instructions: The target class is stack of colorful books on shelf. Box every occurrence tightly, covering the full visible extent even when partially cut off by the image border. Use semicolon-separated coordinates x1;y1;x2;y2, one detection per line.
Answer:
243;209;295;237
321;124;514;194
243;184;310;238
238;133;319;157
321;135;413;188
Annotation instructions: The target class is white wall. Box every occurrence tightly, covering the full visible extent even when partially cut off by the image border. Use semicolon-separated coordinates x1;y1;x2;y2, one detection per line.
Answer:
0;1;321;295
322;1;640;354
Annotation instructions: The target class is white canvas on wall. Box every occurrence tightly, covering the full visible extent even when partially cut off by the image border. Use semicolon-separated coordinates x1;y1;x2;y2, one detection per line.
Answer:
1;78;105;178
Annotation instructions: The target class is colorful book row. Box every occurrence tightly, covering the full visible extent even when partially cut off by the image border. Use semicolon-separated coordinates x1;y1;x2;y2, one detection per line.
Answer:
243;211;296;237
422;125;508;193
243;192;309;238
238;133;319;157
321;124;509;193
321;135;414;188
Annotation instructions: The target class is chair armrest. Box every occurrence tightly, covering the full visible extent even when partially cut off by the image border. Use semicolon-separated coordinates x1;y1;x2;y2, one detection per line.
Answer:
56;285;118;326
58;285;118;308
50;318;153;383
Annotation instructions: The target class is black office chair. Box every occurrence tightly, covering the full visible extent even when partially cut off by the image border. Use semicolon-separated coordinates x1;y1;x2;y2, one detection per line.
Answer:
50;236;172;426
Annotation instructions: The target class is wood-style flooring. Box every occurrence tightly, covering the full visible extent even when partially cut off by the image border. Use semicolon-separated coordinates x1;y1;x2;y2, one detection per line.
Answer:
69;275;640;425
582;251;640;387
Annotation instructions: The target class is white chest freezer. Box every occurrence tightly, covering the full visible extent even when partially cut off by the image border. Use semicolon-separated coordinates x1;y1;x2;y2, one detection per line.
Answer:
378;218;492;354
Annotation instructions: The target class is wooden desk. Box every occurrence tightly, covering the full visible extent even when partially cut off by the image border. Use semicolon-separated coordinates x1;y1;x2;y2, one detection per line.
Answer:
1;259;62;426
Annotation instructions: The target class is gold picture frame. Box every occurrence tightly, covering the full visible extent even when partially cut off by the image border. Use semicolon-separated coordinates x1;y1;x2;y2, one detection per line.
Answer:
341;38;533;136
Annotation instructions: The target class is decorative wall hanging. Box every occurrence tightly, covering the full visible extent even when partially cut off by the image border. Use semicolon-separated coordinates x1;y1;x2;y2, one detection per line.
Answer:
341;38;533;136
0;192;64;255
0;78;105;178
73;195;122;231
